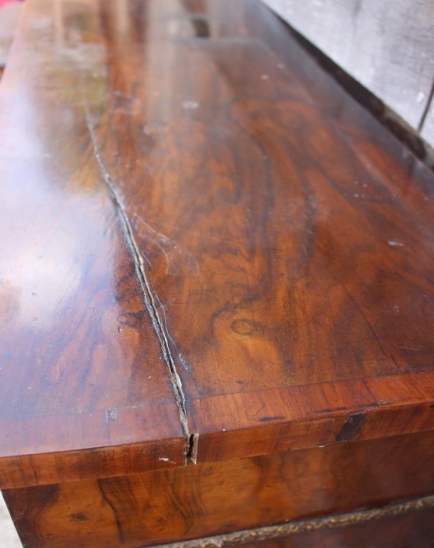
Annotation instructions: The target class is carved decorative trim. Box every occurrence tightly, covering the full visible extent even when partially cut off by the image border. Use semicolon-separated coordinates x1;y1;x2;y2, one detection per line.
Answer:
156;494;434;547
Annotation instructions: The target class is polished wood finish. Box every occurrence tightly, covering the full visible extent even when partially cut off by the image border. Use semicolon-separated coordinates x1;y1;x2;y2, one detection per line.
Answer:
1;0;434;545
1;0;433;490
0;0;186;488
4;431;434;547
84;0;434;397
190;370;434;463
0;404;185;489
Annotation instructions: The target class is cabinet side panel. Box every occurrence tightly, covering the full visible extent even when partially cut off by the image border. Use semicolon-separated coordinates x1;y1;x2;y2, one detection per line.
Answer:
4;431;434;547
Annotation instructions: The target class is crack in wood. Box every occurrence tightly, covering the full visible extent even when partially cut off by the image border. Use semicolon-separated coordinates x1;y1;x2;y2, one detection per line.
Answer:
84;106;191;453
186;433;199;464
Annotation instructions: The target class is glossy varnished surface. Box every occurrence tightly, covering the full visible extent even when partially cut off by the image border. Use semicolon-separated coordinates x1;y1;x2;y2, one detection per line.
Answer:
0;0;434;486
69;0;434;398
82;0;434;395
0;0;185;485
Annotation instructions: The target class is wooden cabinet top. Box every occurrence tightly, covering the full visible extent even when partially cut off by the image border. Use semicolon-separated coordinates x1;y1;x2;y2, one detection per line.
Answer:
1;0;433;489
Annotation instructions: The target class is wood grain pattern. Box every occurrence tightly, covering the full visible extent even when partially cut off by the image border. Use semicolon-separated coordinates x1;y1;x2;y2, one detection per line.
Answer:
55;0;434;463
1;0;434;492
0;0;185;487
78;0;434;403
189;371;434;463
4;431;434;547
0;404;185;489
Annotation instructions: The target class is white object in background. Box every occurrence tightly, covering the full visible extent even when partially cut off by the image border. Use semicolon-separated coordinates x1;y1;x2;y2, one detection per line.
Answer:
0;3;23;68
0;493;22;548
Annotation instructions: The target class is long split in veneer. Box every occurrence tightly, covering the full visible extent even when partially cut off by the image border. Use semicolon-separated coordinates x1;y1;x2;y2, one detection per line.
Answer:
84;105;191;454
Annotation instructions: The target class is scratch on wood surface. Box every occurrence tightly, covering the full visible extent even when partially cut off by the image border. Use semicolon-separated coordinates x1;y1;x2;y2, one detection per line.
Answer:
258;415;285;422
84;106;190;448
133;214;199;275
158;457;177;464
